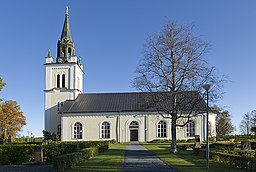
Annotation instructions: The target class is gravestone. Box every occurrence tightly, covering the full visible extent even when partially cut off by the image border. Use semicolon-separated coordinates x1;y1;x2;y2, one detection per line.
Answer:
34;146;43;163
0;138;4;144
7;136;12;143
194;135;201;148
241;141;251;150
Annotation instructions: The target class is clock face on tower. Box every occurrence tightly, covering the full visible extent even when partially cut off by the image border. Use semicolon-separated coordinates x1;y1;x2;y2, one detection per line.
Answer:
57;58;64;63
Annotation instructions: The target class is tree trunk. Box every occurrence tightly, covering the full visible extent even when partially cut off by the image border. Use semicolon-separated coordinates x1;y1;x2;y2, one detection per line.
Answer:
170;113;177;153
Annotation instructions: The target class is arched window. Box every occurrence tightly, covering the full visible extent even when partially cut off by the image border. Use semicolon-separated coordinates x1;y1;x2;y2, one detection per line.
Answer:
130;121;139;126
157;121;167;138
68;47;72;57
186;121;195;137
74;122;82;139
101;122;110;139
62;74;65;88
57;74;60;88
62;48;65;57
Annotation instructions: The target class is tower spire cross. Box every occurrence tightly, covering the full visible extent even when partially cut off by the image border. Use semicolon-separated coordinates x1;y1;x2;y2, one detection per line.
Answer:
66;6;69;15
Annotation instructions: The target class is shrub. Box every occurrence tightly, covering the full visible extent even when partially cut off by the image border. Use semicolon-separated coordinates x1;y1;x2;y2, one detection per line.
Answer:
250;141;256;149
0;144;35;165
211;151;256;170
54;152;82;172
193;148;256;170
201;142;237;150
43;142;80;162
223;150;256;158
80;147;98;159
148;139;171;143
176;143;194;151
54;144;109;172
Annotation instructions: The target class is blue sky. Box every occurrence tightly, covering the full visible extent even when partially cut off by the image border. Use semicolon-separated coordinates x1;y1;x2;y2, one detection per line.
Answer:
1;0;256;137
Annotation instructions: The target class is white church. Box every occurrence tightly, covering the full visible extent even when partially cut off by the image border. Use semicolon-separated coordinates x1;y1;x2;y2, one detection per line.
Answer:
44;7;216;143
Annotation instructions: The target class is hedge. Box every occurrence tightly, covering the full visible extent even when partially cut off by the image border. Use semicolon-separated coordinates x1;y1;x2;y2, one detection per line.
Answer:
0;144;35;165
222;150;256;158
0;140;114;165
194;148;256;170
43;140;113;162
200;142;237;150
211;151;256;170
54;146;107;172
176;143;194;150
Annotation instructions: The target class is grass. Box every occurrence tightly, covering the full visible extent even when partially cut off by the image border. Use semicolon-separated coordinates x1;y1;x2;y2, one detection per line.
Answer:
142;143;247;172
66;143;127;172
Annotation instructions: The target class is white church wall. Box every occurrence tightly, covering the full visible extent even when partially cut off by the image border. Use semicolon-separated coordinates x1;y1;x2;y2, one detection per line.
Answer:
61;112;216;142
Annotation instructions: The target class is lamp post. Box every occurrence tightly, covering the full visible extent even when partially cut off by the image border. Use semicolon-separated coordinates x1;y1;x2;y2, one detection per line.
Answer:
203;84;212;170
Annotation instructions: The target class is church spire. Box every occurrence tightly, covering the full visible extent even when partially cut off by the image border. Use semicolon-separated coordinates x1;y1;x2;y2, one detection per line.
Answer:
60;6;73;42
57;6;75;62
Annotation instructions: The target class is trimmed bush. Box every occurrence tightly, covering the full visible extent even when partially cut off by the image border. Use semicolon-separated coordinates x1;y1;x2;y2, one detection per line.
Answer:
176;143;194;151
54;144;109;172
43;142;80;162
0;144;35;165
193;148;256;170
211;151;256;170
201;142;237;150
80;147;98;159
148;139;171;143
250;141;256;149
54;152;82;172
0;140;114;165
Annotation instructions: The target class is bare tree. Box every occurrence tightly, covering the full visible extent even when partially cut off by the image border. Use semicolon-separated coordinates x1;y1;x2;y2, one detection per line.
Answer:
212;105;235;137
239;111;255;135
133;21;224;153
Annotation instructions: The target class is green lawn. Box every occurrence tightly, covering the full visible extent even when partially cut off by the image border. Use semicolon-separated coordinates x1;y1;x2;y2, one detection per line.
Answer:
142;143;247;172
66;143;127;172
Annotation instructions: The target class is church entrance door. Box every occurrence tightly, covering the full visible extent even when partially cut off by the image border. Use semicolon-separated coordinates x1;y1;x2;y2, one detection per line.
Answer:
130;130;138;141
129;121;139;141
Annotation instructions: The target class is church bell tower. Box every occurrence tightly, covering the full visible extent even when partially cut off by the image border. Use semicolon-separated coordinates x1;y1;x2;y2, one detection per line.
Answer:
44;6;83;135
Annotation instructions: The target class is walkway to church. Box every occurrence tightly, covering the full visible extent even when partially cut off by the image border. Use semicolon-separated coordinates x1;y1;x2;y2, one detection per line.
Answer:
120;142;176;172
0;164;54;172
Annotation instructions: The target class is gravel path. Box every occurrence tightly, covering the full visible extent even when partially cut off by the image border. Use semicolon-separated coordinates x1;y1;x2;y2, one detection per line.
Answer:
120;142;177;172
0;164;54;172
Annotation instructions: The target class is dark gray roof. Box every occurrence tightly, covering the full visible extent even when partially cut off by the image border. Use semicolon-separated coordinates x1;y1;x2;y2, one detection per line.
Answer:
60;91;207;114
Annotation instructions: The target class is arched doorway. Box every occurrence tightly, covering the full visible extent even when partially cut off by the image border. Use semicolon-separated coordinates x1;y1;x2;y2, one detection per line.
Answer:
129;121;139;141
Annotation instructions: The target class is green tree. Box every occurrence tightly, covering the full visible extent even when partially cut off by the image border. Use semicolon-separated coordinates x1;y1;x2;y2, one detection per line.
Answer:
212;105;235;137
0;77;6;101
133;21;224;153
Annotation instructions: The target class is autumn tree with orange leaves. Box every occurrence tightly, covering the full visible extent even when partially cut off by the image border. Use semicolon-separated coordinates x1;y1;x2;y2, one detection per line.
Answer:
0;78;26;142
0;100;26;141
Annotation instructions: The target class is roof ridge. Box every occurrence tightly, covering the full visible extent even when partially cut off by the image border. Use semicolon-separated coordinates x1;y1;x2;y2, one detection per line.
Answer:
80;91;197;95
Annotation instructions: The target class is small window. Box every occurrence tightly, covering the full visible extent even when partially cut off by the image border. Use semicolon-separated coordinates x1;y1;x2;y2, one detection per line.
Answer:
74;122;82;139
186;121;195;137
57;74;60;88
62;74;65;88
101;122;110;139
157;121;167;138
